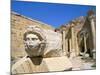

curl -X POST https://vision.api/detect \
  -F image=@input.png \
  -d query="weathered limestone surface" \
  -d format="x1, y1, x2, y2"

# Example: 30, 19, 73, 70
59, 12, 96, 59
43, 29, 62, 56
11, 10, 96, 74
88, 15, 96, 59
70, 25, 76, 58
12, 56, 72, 74
11, 12, 71, 74
23, 25, 63, 57
11, 12, 62, 59
11, 12, 54, 59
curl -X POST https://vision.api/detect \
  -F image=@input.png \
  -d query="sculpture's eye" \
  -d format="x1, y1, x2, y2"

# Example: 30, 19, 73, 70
25, 34, 39, 41
31, 38, 38, 41
26, 38, 30, 41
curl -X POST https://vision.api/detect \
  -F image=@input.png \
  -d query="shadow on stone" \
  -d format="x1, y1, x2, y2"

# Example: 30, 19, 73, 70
30, 56, 43, 65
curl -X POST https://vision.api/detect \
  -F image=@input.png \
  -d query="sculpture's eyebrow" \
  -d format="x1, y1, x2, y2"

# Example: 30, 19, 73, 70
31, 38, 38, 41
31, 37, 38, 39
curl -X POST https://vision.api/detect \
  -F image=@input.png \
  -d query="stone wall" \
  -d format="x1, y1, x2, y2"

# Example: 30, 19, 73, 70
11, 12, 54, 60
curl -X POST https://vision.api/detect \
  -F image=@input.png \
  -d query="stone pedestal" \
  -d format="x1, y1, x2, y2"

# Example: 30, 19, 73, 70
92, 49, 96, 59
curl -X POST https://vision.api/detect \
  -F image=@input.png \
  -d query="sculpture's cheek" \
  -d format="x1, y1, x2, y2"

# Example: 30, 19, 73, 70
25, 40, 40, 48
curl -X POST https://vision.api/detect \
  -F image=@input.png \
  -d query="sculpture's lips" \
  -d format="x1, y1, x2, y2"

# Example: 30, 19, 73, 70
28, 45, 39, 49
29, 45, 33, 48
28, 45, 36, 49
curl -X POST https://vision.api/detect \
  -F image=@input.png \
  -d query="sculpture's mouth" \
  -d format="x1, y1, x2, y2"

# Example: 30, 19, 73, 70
28, 45, 39, 49
29, 45, 34, 48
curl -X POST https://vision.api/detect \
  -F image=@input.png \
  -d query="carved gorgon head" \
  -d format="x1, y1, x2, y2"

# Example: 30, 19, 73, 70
23, 31, 46, 57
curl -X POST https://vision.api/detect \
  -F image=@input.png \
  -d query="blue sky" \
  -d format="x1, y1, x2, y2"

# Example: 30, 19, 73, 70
11, 0, 96, 28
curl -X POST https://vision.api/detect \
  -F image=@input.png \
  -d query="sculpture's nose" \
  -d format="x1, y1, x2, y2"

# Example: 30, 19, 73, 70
28, 41, 34, 46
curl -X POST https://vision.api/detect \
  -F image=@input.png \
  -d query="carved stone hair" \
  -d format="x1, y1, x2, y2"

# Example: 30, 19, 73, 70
23, 31, 44, 41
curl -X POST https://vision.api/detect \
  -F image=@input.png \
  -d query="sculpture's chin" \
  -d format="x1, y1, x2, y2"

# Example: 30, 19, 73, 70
25, 45, 41, 56
25, 43, 46, 57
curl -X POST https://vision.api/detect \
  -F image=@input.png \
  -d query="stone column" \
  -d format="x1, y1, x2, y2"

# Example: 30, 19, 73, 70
75, 32, 79, 56
70, 25, 76, 58
83, 35, 87, 57
62, 30, 66, 56
89, 15, 96, 59
69, 38, 72, 57
65, 38, 68, 56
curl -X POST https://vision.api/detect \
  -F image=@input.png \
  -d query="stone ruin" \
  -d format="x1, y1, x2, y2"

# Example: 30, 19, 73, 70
12, 25, 72, 74
11, 10, 96, 74
24, 25, 63, 57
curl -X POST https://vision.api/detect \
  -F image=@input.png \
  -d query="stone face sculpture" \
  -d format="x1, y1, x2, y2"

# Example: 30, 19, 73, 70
12, 25, 72, 74
24, 31, 46, 57
24, 25, 63, 57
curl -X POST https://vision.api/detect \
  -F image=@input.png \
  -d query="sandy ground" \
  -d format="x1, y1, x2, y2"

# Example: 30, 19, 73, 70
70, 56, 96, 70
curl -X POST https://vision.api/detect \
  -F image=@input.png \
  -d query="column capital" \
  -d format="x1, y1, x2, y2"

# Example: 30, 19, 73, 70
61, 25, 67, 31
87, 10, 95, 20
70, 24, 74, 28
69, 21, 75, 28
88, 15, 95, 21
